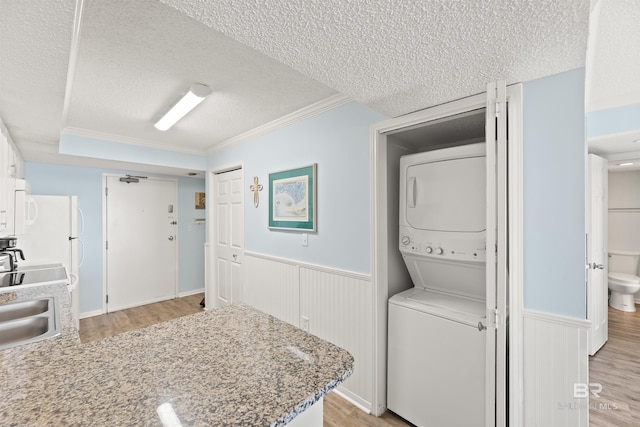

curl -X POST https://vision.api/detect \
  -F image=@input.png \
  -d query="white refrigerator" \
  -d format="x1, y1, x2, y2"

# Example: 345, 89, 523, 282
17, 195, 82, 327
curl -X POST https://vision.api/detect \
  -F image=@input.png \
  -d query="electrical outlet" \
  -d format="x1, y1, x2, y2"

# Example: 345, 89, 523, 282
301, 233, 308, 247
301, 316, 310, 332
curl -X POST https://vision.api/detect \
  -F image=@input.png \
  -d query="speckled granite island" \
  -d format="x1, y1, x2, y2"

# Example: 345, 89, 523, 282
0, 283, 354, 426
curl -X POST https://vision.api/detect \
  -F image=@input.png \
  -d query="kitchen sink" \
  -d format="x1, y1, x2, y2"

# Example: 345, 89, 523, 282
0, 297, 61, 350
0, 298, 50, 322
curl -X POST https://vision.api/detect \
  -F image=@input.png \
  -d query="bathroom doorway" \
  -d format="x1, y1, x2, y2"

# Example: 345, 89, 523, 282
585, 0, 640, 423
588, 165, 640, 424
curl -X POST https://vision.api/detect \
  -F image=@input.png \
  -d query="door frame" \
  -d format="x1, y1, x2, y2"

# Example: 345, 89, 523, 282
101, 173, 179, 313
369, 86, 524, 424
207, 163, 244, 310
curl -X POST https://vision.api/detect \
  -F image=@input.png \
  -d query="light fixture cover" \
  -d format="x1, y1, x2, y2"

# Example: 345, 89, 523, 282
616, 162, 634, 167
155, 83, 212, 131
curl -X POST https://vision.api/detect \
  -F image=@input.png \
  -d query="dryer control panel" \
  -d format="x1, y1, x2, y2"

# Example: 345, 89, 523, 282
399, 226, 486, 262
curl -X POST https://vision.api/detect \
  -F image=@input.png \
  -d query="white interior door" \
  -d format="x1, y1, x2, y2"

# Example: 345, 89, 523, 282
587, 154, 608, 355
213, 168, 243, 307
486, 81, 508, 427
105, 176, 177, 312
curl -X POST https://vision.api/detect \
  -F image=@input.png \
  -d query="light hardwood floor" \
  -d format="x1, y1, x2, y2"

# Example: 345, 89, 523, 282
589, 304, 640, 427
79, 294, 412, 427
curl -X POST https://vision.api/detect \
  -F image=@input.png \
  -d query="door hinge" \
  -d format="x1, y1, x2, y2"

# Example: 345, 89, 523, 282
105, 187, 108, 196
492, 309, 504, 328
106, 295, 109, 304
106, 241, 108, 250
495, 101, 503, 118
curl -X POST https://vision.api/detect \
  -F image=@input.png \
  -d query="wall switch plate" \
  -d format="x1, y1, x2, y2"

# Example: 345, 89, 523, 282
301, 316, 310, 332
301, 233, 308, 247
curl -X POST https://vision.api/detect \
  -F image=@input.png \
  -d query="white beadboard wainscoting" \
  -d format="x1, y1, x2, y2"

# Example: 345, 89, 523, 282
243, 251, 374, 412
523, 309, 590, 427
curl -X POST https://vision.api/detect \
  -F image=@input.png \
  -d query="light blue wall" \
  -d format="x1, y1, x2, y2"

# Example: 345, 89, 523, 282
522, 68, 587, 318
207, 101, 387, 274
177, 177, 207, 294
24, 162, 205, 314
587, 103, 640, 138
59, 133, 207, 171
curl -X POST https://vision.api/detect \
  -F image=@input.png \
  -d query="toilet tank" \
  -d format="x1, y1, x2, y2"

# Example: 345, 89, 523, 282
609, 250, 640, 274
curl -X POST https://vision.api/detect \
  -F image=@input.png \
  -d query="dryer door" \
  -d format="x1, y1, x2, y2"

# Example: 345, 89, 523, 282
406, 156, 486, 232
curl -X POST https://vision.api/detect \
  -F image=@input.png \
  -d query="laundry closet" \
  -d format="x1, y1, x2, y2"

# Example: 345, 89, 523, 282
371, 84, 520, 426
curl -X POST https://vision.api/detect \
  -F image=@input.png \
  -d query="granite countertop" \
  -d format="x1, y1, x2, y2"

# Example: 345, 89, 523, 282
0, 285, 354, 426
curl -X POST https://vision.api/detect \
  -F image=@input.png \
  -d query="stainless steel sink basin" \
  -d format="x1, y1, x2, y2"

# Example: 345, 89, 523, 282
0, 297, 61, 350
0, 298, 50, 322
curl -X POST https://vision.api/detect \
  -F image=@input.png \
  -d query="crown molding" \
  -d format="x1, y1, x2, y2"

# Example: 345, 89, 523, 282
61, 126, 208, 156
207, 94, 352, 154
61, 0, 85, 127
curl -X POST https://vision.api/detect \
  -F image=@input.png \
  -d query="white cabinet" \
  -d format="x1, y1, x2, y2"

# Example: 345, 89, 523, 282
0, 126, 9, 234
0, 118, 25, 236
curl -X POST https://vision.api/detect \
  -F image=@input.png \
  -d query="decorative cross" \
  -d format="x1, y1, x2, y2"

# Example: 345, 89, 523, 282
249, 176, 263, 207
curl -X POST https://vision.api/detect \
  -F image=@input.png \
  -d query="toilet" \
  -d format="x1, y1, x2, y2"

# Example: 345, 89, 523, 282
608, 250, 640, 312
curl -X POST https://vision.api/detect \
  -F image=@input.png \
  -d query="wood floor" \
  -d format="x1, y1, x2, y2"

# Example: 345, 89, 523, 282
589, 304, 640, 427
79, 294, 412, 427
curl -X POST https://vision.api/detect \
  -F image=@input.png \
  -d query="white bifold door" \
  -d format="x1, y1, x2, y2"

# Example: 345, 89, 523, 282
587, 154, 608, 355
105, 176, 177, 312
486, 81, 508, 427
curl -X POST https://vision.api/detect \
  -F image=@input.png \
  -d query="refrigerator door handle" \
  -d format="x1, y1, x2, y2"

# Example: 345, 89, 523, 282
77, 207, 85, 237
78, 239, 85, 268
25, 197, 38, 226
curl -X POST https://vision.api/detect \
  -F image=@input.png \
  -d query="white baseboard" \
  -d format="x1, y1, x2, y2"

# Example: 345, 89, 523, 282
332, 388, 371, 414
179, 287, 205, 297
79, 309, 103, 319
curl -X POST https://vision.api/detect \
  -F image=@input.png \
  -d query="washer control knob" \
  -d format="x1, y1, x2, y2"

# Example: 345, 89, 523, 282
435, 247, 444, 255
401, 236, 410, 245
425, 246, 433, 254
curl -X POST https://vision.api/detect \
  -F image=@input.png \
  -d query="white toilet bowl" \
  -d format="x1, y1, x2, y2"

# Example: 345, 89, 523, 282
608, 273, 640, 312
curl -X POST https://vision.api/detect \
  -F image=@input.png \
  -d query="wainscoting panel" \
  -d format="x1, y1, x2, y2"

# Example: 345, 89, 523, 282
523, 310, 590, 427
299, 267, 373, 410
243, 252, 374, 412
243, 254, 299, 327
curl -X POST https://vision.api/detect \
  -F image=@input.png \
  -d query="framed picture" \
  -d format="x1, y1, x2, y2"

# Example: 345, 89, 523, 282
269, 164, 317, 231
195, 192, 206, 209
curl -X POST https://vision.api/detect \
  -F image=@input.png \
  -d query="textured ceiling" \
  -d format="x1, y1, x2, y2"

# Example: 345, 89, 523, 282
65, 0, 336, 153
0, 0, 75, 147
585, 0, 640, 166
4, 0, 635, 174
160, 0, 591, 118
587, 0, 640, 112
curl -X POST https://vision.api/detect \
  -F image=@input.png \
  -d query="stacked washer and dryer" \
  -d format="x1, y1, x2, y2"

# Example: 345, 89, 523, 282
387, 142, 488, 426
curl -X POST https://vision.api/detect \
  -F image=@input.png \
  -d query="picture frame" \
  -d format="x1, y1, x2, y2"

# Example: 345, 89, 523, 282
195, 192, 206, 209
268, 164, 317, 231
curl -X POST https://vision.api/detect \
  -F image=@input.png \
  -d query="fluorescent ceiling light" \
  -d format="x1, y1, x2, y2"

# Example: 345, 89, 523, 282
154, 83, 212, 131
616, 162, 634, 167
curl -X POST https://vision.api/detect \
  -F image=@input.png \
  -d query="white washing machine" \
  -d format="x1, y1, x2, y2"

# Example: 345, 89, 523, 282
388, 288, 486, 426
388, 143, 488, 426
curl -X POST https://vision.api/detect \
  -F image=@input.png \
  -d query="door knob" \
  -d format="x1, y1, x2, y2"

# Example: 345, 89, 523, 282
168, 236, 174, 241
592, 263, 604, 269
